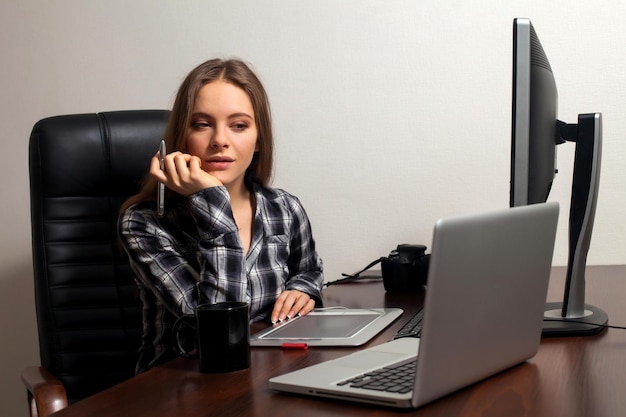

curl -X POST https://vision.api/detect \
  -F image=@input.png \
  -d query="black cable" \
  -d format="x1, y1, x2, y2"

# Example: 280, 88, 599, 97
323, 274, 383, 287
323, 257, 385, 287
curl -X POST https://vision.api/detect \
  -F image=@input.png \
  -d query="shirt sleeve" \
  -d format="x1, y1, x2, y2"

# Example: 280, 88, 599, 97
118, 187, 246, 316
283, 194, 324, 306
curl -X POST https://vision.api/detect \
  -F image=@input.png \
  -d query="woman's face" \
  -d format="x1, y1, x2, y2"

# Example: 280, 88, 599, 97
186, 80, 258, 193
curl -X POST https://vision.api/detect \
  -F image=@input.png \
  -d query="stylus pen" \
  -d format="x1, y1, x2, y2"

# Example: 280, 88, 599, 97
157, 140, 166, 216
281, 343, 308, 350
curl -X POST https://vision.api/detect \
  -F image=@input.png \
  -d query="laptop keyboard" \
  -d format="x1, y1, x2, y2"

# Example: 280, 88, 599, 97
336, 357, 417, 394
334, 309, 423, 394
392, 308, 424, 339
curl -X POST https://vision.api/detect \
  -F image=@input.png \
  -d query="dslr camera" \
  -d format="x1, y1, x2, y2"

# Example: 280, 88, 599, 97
381, 244, 430, 292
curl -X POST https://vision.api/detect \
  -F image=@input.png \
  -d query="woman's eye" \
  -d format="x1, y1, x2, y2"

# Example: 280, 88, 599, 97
233, 123, 248, 131
191, 121, 211, 129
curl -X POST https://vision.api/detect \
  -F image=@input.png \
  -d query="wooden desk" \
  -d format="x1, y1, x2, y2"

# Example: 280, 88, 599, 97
52, 266, 626, 417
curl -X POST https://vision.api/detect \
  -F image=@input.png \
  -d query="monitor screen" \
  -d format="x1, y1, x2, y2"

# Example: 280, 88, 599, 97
510, 18, 559, 207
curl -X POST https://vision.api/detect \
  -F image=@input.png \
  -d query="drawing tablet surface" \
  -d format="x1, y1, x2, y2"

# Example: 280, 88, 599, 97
250, 308, 403, 347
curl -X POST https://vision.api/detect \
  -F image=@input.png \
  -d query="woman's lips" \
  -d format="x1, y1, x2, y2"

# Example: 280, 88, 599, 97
206, 157, 233, 170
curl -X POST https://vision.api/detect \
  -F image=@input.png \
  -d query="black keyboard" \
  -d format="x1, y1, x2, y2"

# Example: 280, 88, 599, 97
392, 308, 424, 339
337, 357, 417, 394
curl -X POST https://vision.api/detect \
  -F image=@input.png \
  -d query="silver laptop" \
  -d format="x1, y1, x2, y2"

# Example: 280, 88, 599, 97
269, 202, 559, 408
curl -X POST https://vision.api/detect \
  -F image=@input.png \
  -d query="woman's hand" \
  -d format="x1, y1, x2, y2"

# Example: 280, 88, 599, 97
150, 151, 222, 196
271, 290, 315, 324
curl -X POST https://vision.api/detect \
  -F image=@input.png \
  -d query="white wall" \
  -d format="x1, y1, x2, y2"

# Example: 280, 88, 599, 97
2, 1, 625, 415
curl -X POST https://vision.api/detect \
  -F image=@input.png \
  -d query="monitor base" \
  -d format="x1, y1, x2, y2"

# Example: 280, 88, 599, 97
542, 302, 608, 337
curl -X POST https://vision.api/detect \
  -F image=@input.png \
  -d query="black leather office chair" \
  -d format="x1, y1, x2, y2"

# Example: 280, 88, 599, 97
22, 110, 169, 417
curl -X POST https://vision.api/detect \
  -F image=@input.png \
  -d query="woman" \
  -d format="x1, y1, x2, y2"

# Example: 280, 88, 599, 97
118, 58, 324, 372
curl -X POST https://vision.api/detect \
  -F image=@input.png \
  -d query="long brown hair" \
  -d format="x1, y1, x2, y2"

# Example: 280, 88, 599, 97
120, 58, 274, 213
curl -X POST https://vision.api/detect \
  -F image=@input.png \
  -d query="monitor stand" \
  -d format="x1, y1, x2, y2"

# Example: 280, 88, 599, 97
542, 113, 608, 337
543, 302, 608, 336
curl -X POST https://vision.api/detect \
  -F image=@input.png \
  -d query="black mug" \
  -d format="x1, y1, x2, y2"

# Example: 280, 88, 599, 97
173, 301, 251, 373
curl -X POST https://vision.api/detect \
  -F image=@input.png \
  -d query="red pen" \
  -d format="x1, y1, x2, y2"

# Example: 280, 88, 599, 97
281, 342, 308, 350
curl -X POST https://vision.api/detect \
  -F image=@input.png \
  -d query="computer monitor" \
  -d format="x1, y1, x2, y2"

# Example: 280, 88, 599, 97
510, 18, 607, 336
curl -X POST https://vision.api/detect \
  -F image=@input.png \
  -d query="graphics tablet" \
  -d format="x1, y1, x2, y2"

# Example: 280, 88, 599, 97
250, 308, 403, 347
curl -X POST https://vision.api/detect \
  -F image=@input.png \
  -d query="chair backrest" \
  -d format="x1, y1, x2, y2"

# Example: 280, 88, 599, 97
28, 110, 169, 403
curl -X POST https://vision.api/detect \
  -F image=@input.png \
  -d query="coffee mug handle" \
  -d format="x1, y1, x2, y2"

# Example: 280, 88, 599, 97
172, 314, 198, 358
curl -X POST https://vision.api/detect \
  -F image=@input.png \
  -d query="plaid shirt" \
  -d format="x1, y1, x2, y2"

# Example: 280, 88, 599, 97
118, 184, 324, 372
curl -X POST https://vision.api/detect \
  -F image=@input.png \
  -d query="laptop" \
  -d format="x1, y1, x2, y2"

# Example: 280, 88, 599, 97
269, 202, 559, 408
